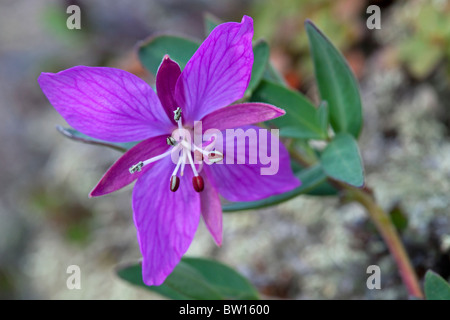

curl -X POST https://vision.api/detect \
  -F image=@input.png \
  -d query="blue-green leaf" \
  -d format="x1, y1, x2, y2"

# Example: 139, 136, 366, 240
138, 35, 200, 75
425, 270, 450, 300
262, 63, 287, 86
320, 133, 364, 187
306, 20, 362, 138
250, 80, 327, 140
222, 164, 328, 212
117, 258, 259, 300
57, 126, 138, 152
306, 180, 338, 196
317, 100, 329, 135
291, 159, 337, 196
182, 258, 259, 300
245, 39, 270, 97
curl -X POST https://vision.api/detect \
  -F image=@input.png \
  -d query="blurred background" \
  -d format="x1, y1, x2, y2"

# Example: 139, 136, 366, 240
0, 0, 449, 299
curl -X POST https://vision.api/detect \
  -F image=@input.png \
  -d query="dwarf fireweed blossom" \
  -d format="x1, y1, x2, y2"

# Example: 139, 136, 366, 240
38, 16, 300, 285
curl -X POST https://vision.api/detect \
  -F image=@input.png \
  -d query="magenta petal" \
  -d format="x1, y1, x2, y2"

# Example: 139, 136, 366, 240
156, 55, 181, 122
200, 172, 223, 246
198, 103, 285, 132
132, 157, 201, 286
90, 135, 169, 197
38, 66, 174, 142
205, 125, 300, 202
175, 16, 254, 124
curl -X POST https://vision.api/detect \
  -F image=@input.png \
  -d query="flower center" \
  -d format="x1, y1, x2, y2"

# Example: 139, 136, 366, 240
129, 107, 223, 193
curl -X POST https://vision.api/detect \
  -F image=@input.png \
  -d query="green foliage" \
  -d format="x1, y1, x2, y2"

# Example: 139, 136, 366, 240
305, 21, 362, 138
117, 258, 259, 300
320, 133, 364, 187
317, 101, 329, 137
251, 80, 327, 139
138, 35, 200, 75
424, 270, 450, 300
246, 40, 271, 97
222, 164, 328, 212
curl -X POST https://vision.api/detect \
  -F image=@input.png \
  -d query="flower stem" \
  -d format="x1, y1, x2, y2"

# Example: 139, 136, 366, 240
345, 186, 424, 298
289, 149, 424, 298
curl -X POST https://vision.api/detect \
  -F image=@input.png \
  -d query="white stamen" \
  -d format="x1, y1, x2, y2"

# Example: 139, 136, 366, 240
189, 142, 223, 164
180, 149, 187, 177
130, 146, 178, 174
203, 134, 217, 151
180, 140, 193, 151
185, 146, 199, 177
171, 150, 184, 177
197, 159, 204, 174
142, 147, 177, 166
128, 107, 216, 191
192, 144, 208, 155
190, 134, 218, 156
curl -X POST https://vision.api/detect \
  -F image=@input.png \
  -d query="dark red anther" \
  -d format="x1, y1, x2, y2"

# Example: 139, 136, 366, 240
170, 175, 180, 192
192, 176, 204, 192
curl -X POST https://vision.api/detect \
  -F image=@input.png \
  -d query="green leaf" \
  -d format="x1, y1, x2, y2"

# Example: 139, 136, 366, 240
250, 80, 327, 140
291, 158, 337, 196
117, 258, 259, 300
56, 126, 138, 152
117, 261, 218, 300
317, 101, 329, 135
320, 133, 364, 187
203, 12, 221, 36
182, 258, 259, 299
138, 35, 200, 75
263, 62, 287, 86
245, 39, 270, 97
425, 270, 450, 300
222, 164, 328, 212
305, 20, 362, 138
306, 180, 338, 196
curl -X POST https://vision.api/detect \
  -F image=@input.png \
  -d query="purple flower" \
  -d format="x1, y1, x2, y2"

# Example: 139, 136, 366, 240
38, 16, 300, 285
